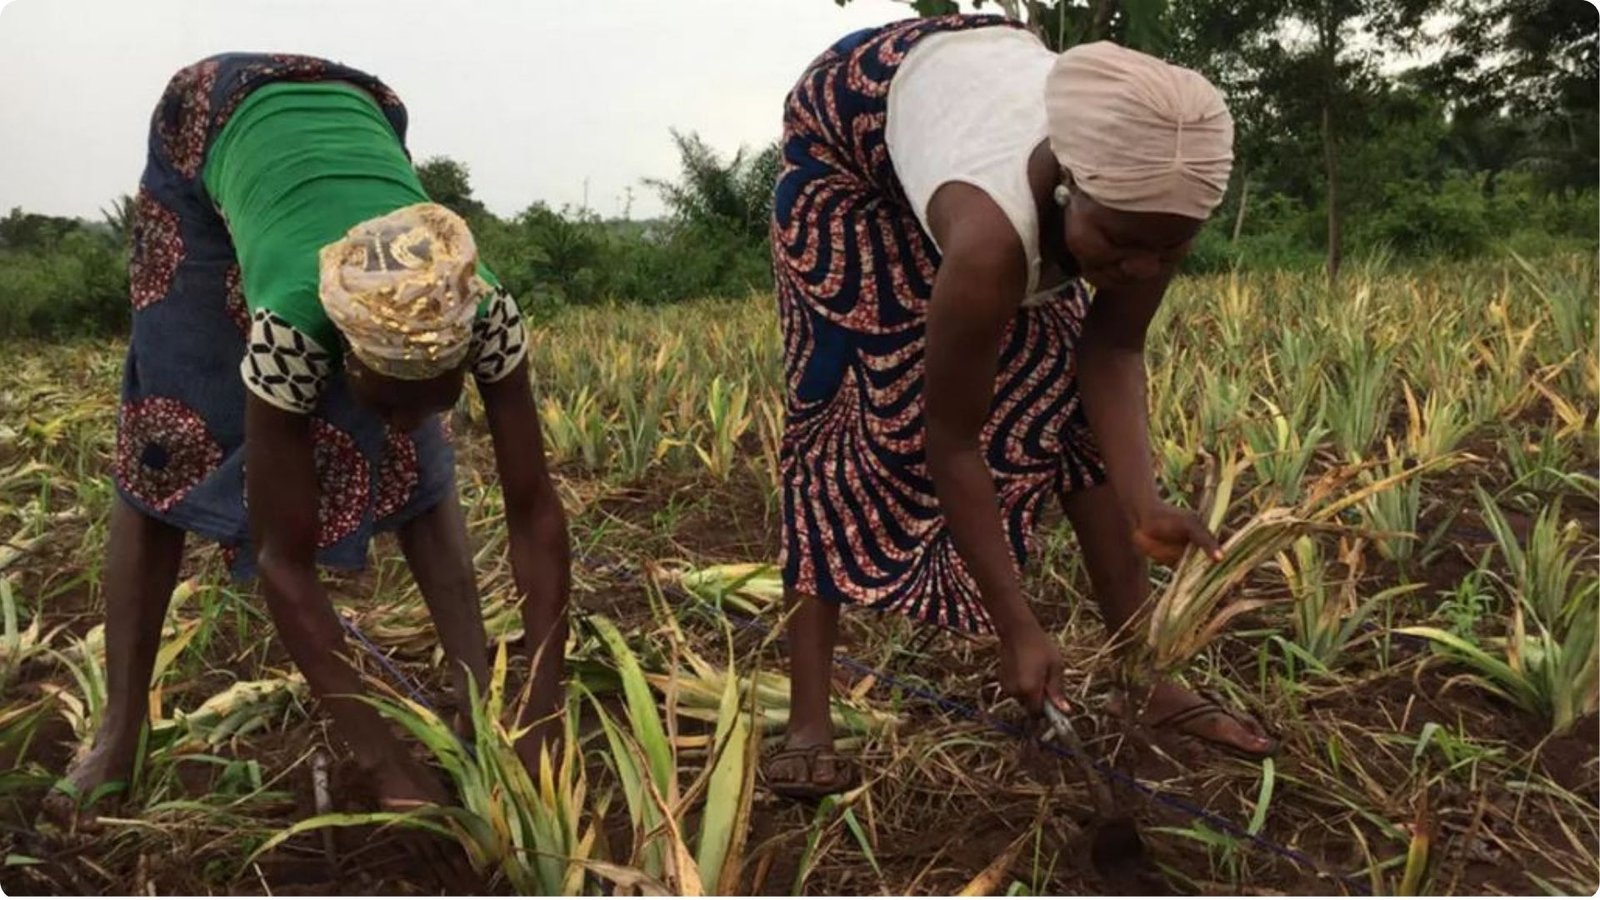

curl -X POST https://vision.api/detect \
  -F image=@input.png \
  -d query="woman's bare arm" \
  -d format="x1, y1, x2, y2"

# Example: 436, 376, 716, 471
477, 358, 571, 753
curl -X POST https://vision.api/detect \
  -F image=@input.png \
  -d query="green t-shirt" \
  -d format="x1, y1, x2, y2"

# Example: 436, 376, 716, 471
203, 82, 524, 414
203, 81, 495, 355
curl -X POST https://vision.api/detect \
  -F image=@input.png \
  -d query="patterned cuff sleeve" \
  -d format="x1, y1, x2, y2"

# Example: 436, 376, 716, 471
239, 310, 332, 414
469, 286, 529, 384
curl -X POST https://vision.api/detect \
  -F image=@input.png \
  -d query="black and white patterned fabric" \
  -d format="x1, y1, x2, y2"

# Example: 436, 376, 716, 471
469, 286, 529, 384
240, 309, 333, 413
239, 289, 528, 412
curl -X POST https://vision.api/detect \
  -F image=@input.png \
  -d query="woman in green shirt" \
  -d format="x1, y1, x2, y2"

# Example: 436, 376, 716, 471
51, 54, 569, 818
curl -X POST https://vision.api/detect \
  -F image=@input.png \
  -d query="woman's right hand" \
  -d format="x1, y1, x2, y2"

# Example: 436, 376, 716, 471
997, 617, 1067, 713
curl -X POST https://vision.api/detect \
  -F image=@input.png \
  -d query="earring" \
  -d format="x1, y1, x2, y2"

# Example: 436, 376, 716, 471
1053, 183, 1071, 207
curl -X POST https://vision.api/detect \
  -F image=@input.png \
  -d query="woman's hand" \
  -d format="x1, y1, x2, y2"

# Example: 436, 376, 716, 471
1131, 501, 1222, 566
997, 616, 1068, 713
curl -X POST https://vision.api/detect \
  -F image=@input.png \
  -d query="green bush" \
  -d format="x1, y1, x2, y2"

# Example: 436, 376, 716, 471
472, 207, 772, 316
611, 227, 771, 305
1357, 172, 1493, 258
474, 205, 616, 310
1185, 172, 1595, 276
1185, 193, 1326, 274
0, 232, 128, 339
2, 129, 1592, 340
0, 202, 780, 340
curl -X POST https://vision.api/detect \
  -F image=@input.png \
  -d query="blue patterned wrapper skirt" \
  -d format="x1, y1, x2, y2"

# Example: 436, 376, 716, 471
771, 16, 1107, 634
115, 53, 454, 578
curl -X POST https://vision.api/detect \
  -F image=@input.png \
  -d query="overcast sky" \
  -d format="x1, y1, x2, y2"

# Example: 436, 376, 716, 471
0, 0, 901, 221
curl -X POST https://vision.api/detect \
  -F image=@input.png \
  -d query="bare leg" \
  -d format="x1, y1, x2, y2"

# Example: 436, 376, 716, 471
783, 588, 840, 750
1060, 486, 1148, 634
1062, 485, 1273, 755
764, 588, 856, 798
49, 497, 184, 815
396, 494, 489, 724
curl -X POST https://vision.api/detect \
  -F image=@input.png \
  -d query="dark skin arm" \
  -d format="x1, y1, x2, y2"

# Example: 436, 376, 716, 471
477, 357, 571, 765
1076, 279, 1222, 569
245, 395, 445, 803
925, 182, 1221, 714
924, 183, 1066, 712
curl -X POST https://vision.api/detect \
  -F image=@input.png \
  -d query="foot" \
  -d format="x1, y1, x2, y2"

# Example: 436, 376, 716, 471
762, 739, 859, 802
372, 757, 453, 813
370, 758, 477, 889
1126, 681, 1277, 760
41, 736, 137, 829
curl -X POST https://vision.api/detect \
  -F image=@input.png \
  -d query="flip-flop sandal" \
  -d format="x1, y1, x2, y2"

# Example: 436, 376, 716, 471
762, 745, 860, 801
378, 796, 435, 814
1143, 689, 1279, 762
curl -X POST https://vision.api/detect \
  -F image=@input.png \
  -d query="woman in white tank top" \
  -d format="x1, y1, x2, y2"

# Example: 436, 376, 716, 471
767, 15, 1273, 800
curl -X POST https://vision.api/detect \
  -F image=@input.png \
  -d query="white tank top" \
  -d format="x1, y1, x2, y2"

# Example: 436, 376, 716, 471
886, 26, 1058, 302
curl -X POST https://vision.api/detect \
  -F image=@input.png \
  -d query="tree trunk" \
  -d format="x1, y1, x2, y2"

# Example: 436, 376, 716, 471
1025, 0, 1045, 40
1320, 4, 1342, 283
1091, 0, 1116, 41
1323, 102, 1341, 282
1231, 174, 1250, 243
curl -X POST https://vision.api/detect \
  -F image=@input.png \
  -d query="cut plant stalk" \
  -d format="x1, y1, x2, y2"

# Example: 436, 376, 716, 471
582, 610, 760, 895
1138, 448, 1465, 676
673, 561, 784, 618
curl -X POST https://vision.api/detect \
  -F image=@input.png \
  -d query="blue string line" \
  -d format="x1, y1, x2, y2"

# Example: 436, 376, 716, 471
339, 613, 480, 764
714, 603, 1373, 895
337, 612, 434, 711
339, 549, 1367, 894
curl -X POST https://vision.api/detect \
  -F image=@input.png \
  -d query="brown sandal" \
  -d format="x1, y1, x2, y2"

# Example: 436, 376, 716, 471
1143, 689, 1279, 762
762, 745, 860, 801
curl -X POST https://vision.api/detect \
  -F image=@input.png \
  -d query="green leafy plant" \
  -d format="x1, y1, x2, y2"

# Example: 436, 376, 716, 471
253, 643, 597, 894
1398, 489, 1599, 735
1242, 396, 1329, 505
694, 375, 753, 481
1275, 535, 1422, 672
1141, 450, 1454, 674
583, 612, 756, 894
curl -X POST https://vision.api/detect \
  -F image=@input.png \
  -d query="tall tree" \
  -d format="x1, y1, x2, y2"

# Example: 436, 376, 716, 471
1125, 0, 1442, 278
1428, 0, 1598, 195
823, 0, 1591, 269
100, 194, 135, 250
834, 0, 1173, 52
645, 130, 780, 246
415, 155, 489, 221
0, 207, 83, 251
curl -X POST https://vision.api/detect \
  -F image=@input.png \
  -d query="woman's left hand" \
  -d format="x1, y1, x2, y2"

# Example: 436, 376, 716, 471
1131, 501, 1222, 566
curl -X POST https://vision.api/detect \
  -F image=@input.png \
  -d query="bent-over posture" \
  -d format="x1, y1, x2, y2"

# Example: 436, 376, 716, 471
766, 18, 1276, 798
55, 54, 570, 816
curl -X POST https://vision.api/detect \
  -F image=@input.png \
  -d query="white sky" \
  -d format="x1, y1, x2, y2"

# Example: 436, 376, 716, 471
0, 0, 902, 221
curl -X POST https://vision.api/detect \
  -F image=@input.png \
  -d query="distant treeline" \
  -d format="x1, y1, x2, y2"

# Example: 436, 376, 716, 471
3, 0, 1598, 341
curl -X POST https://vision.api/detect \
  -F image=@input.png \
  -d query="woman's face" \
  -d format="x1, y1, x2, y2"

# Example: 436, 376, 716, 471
345, 353, 465, 433
1062, 191, 1204, 289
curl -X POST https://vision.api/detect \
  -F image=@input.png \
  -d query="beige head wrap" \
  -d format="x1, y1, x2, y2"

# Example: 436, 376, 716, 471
1045, 41, 1233, 220
318, 202, 485, 380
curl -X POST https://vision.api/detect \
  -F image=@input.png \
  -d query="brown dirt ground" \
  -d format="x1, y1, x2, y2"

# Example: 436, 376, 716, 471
2, 434, 1596, 895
